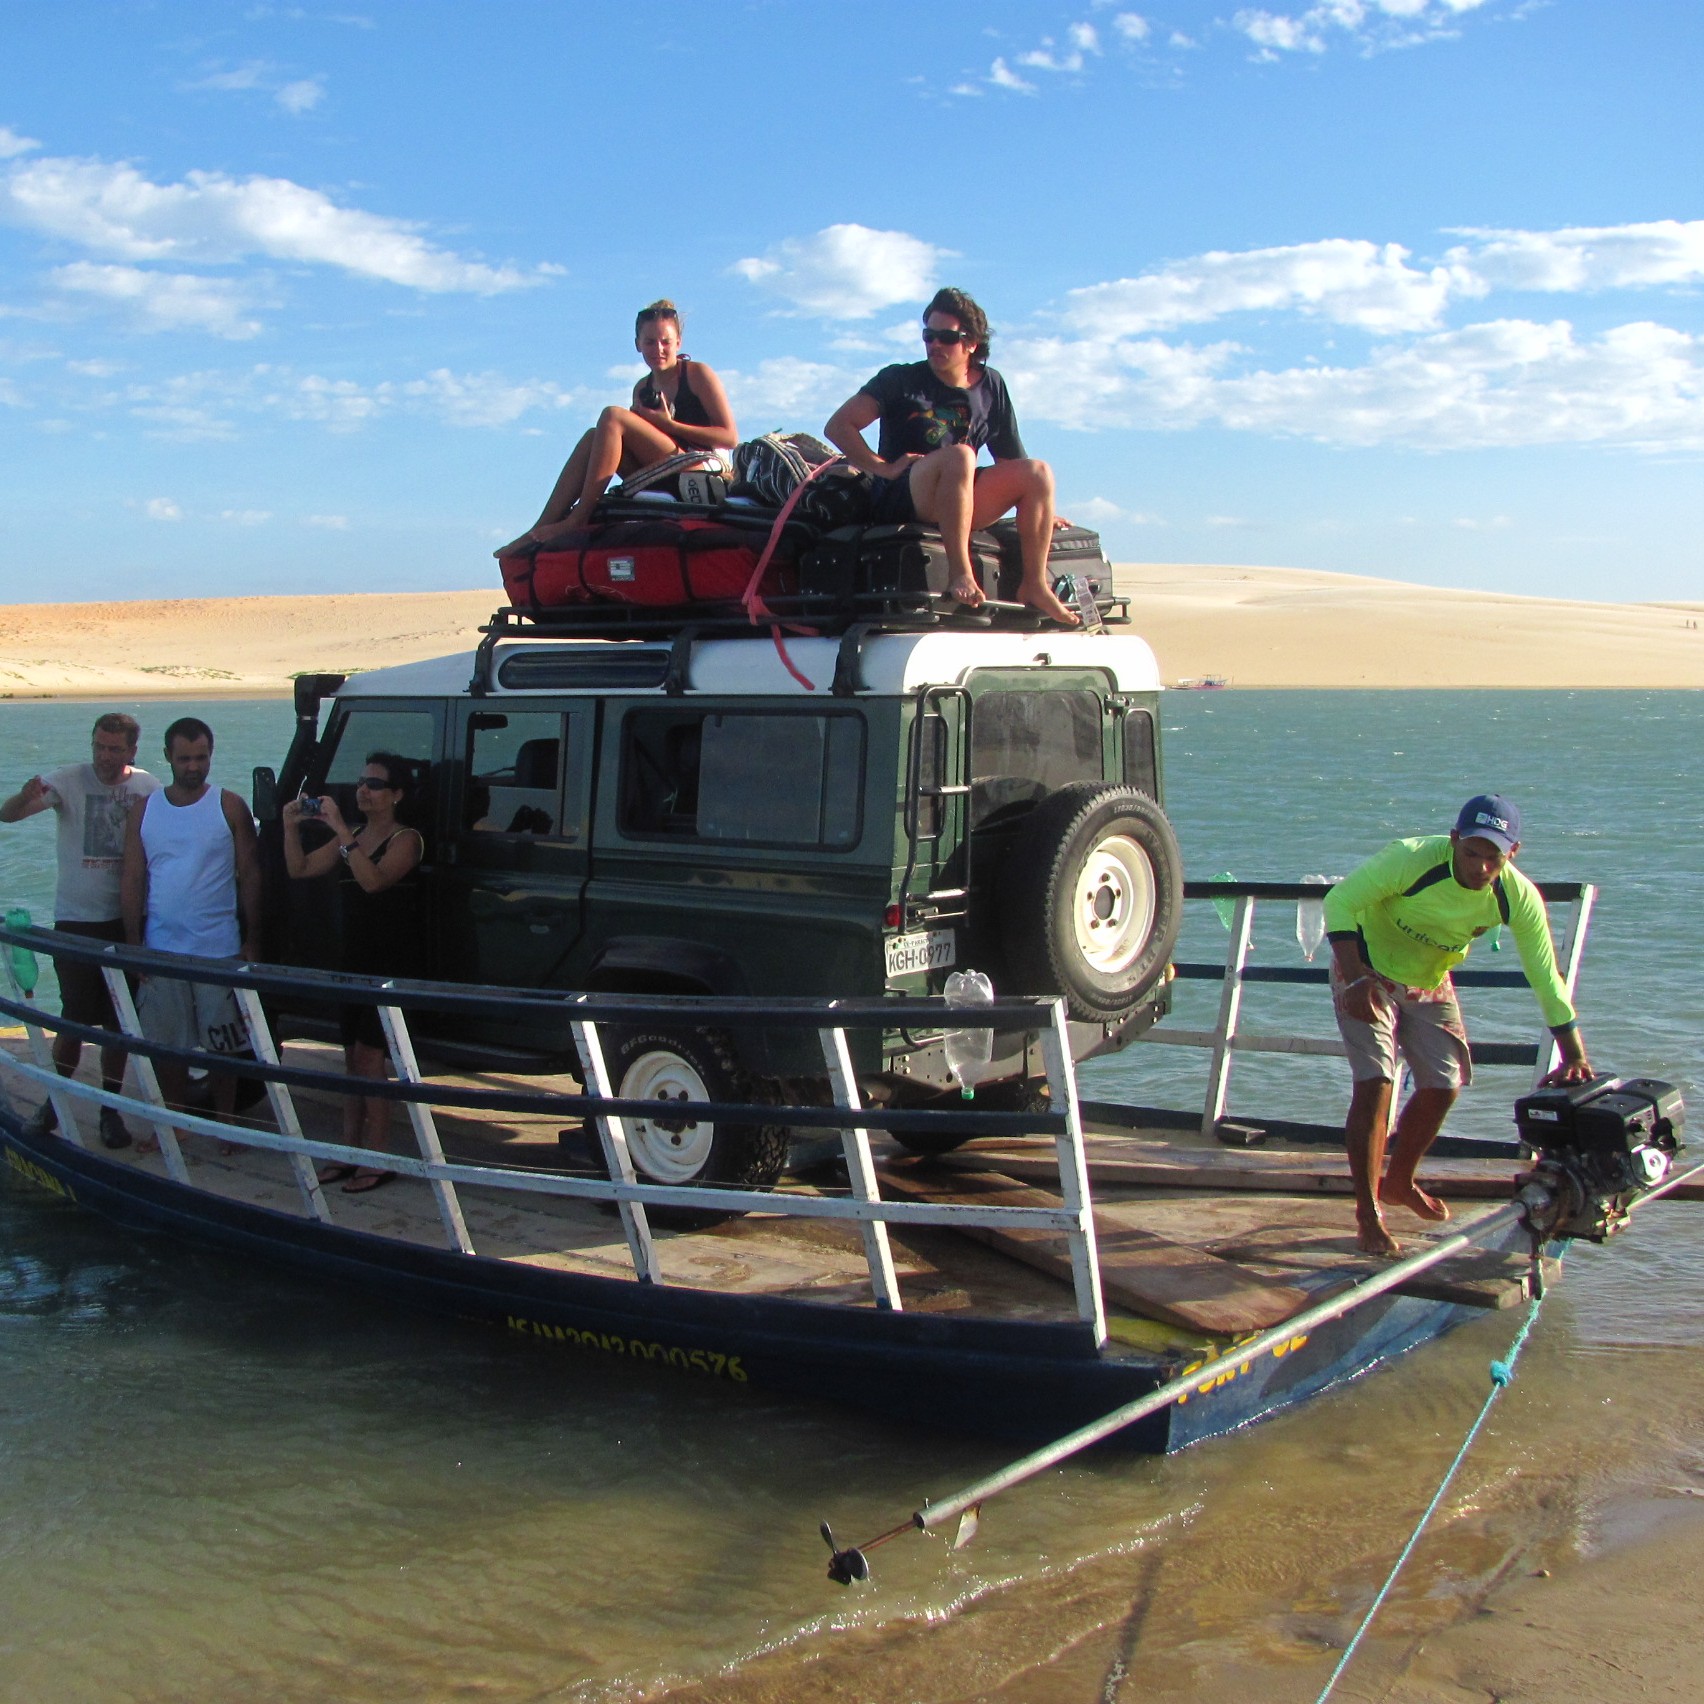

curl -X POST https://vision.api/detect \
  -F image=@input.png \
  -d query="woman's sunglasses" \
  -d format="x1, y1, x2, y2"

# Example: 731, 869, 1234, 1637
355, 776, 394, 791
921, 328, 975, 345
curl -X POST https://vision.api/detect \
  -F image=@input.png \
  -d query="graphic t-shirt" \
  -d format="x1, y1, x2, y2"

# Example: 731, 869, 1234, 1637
857, 361, 1027, 463
40, 763, 160, 922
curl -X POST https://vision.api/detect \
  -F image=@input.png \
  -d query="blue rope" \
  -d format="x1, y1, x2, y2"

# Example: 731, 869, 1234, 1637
1313, 1292, 1545, 1704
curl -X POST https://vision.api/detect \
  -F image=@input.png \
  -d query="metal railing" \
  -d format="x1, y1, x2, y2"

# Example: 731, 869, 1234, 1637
0, 922, 1107, 1343
1134, 878, 1596, 1141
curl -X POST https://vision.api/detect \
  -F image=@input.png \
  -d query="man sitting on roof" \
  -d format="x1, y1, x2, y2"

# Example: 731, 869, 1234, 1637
823, 287, 1079, 625
1322, 794, 1593, 1257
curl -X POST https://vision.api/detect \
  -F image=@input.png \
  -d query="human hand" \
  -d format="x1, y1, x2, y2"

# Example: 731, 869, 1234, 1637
1541, 1056, 1595, 1086
873, 453, 922, 481
631, 402, 673, 431
318, 798, 351, 837
19, 775, 49, 809
1054, 514, 1072, 530
1339, 976, 1385, 1025
282, 796, 304, 826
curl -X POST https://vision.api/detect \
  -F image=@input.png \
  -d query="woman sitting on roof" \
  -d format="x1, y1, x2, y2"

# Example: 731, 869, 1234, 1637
496, 298, 738, 556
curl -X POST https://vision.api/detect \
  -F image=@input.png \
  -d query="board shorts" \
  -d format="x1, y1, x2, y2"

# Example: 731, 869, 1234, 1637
1331, 962, 1472, 1093
869, 466, 918, 524
52, 918, 127, 1029
136, 959, 247, 1058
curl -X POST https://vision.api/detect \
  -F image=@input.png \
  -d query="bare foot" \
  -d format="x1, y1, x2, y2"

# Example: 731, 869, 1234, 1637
1382, 1179, 1451, 1222
494, 530, 537, 559
135, 1134, 159, 1156
1021, 585, 1083, 626
1356, 1214, 1401, 1257
947, 571, 985, 608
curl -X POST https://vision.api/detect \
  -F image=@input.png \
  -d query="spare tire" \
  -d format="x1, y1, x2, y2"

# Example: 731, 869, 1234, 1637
997, 782, 1182, 1022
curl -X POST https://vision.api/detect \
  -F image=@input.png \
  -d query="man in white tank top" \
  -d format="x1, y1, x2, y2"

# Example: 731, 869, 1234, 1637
120, 717, 261, 1124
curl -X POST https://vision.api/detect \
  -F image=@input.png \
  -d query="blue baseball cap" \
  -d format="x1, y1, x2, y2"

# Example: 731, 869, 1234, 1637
1455, 794, 1521, 854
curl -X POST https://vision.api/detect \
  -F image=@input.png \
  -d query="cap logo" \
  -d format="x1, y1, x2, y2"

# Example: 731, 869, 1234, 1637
1474, 811, 1510, 833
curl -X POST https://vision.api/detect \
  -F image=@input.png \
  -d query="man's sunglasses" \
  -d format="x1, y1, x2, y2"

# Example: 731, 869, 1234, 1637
921, 328, 975, 345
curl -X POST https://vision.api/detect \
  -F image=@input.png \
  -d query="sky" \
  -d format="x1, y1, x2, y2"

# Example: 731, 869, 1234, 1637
1, 0, 1700, 605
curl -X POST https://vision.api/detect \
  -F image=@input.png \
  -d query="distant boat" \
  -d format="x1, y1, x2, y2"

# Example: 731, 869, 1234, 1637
1174, 674, 1229, 690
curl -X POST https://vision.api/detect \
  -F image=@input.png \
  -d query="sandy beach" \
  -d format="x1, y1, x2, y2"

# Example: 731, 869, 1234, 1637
0, 565, 1700, 697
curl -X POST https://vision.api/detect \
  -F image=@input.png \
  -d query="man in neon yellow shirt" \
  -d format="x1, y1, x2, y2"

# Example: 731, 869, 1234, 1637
1323, 794, 1593, 1256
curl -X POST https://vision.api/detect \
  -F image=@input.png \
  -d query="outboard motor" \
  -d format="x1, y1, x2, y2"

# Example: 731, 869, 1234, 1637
1515, 1076, 1685, 1241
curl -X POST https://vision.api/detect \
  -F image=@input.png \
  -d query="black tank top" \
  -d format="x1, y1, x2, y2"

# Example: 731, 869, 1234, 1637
667, 357, 713, 429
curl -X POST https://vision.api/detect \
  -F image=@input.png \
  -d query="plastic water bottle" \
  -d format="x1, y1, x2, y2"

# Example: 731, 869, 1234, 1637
5, 907, 40, 997
1294, 874, 1341, 962
942, 969, 995, 1099
1209, 873, 1237, 930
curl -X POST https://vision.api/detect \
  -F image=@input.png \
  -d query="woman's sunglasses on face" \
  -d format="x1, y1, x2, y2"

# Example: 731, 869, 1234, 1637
356, 777, 393, 792
922, 328, 974, 345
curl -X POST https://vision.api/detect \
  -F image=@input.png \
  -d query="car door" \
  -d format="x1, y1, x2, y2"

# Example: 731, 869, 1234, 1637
437, 703, 596, 1002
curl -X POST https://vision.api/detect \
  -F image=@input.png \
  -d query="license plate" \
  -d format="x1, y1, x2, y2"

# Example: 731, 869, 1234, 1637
884, 928, 956, 979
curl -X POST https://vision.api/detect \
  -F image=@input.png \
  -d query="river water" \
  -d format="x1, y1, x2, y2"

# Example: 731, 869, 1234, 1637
2, 690, 1700, 1702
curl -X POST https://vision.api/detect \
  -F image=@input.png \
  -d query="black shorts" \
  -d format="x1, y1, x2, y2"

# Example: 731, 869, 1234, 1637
53, 918, 127, 1029
339, 999, 388, 1053
869, 467, 918, 524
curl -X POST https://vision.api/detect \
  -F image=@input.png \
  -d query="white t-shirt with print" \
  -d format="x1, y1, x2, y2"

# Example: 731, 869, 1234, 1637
39, 763, 161, 922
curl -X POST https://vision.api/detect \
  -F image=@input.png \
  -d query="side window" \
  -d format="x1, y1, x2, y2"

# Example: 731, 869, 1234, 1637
970, 690, 1103, 828
320, 708, 437, 827
1122, 709, 1157, 799
621, 710, 863, 847
464, 711, 564, 836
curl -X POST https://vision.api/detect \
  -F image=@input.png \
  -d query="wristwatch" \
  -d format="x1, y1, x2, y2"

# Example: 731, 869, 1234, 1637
339, 841, 357, 861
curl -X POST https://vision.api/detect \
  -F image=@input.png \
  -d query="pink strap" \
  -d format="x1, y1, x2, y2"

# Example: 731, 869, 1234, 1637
740, 453, 848, 692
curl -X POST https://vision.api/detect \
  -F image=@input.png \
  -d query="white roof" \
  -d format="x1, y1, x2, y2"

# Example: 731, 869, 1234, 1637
336, 629, 1163, 700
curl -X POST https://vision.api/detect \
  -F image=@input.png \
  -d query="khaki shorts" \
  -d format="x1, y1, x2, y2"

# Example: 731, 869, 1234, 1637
1332, 964, 1472, 1092
136, 964, 247, 1057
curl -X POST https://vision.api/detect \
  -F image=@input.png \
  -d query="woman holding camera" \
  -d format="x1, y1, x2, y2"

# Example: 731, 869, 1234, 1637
282, 752, 424, 1193
496, 298, 738, 557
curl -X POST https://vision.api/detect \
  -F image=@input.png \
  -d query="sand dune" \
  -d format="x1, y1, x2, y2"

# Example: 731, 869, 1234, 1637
0, 567, 1700, 697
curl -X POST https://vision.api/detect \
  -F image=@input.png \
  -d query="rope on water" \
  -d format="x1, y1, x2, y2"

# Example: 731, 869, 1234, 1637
1313, 1291, 1546, 1704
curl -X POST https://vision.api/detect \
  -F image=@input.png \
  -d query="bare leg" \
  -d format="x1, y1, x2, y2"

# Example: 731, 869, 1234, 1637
1345, 1076, 1399, 1255
496, 430, 597, 555
350, 1040, 392, 1156
50, 1029, 81, 1079
969, 459, 1078, 623
98, 1041, 127, 1097
908, 445, 983, 605
535, 408, 679, 545
1381, 1085, 1456, 1222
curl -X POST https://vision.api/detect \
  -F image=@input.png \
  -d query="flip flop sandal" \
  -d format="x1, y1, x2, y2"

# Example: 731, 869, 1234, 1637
341, 1169, 395, 1194
316, 1162, 360, 1185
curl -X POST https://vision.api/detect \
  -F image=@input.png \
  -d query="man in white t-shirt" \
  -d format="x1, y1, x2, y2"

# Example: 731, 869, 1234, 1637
1, 712, 160, 1148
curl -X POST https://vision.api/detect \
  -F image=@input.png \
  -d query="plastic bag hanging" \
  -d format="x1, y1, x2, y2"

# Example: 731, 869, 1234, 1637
942, 969, 995, 1099
1209, 873, 1237, 931
4, 907, 39, 997
1295, 874, 1341, 962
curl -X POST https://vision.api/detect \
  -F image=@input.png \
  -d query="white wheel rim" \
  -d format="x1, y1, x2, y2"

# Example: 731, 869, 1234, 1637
620, 1049, 716, 1183
1072, 832, 1157, 977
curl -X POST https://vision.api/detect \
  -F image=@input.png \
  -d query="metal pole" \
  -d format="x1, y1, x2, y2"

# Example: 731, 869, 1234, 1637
914, 1197, 1531, 1535
1201, 894, 1254, 1139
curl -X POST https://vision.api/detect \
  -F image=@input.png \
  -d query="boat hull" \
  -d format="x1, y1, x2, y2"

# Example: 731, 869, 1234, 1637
1, 1110, 1514, 1451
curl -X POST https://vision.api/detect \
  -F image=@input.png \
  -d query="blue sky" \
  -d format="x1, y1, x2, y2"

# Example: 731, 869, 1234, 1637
1, 0, 1699, 604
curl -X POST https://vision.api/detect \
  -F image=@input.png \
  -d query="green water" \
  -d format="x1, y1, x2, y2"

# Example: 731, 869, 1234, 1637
2, 690, 1700, 1702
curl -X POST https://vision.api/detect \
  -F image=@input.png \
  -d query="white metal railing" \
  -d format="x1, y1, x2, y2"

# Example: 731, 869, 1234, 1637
0, 932, 1107, 1344
1137, 881, 1597, 1139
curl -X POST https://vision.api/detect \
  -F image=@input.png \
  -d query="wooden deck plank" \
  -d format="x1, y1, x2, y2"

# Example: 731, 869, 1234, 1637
877, 1163, 1311, 1334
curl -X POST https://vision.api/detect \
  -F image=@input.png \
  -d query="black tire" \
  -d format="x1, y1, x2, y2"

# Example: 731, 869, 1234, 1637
602, 1027, 789, 1194
891, 1077, 1051, 1158
998, 782, 1182, 1022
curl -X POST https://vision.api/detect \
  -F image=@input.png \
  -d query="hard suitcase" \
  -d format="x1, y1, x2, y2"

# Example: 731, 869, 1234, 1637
984, 520, 1115, 605
799, 522, 1004, 606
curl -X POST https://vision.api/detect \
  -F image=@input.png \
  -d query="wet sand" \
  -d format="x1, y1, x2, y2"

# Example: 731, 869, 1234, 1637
1, 568, 1701, 696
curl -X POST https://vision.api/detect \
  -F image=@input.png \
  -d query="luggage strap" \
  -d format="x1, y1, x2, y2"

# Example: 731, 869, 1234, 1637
741, 454, 847, 691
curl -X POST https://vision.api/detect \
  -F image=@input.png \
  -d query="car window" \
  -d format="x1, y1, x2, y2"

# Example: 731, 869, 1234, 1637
465, 711, 563, 836
621, 710, 863, 847
319, 708, 437, 826
970, 689, 1103, 827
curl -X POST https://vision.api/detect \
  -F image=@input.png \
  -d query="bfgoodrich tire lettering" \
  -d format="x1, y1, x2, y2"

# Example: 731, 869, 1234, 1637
998, 782, 1182, 1022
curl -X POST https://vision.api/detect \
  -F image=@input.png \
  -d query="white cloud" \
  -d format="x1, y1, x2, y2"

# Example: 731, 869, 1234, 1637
1067, 238, 1460, 334
1113, 14, 1151, 42
190, 63, 268, 92
1447, 219, 1704, 294
51, 262, 264, 339
276, 78, 326, 114
0, 126, 42, 159
144, 497, 183, 521
1007, 317, 1704, 451
720, 356, 857, 422
732, 224, 950, 319
0, 148, 545, 293
1233, 0, 1497, 59
988, 57, 1037, 92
